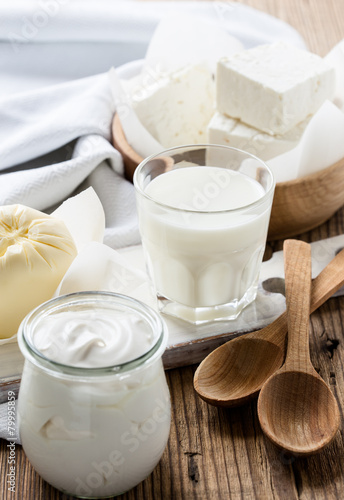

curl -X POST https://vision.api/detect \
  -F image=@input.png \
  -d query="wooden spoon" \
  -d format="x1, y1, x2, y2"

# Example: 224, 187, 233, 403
194, 245, 344, 407
257, 240, 340, 456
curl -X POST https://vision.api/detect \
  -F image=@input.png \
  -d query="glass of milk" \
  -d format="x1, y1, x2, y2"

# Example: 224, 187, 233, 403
134, 144, 275, 324
17, 292, 171, 498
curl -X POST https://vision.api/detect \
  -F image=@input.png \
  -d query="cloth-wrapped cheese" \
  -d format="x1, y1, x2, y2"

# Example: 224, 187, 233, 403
0, 205, 77, 339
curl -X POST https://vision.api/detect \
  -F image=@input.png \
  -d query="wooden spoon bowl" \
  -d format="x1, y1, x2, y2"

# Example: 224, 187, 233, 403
112, 113, 344, 240
257, 240, 340, 456
258, 370, 340, 455
194, 335, 285, 408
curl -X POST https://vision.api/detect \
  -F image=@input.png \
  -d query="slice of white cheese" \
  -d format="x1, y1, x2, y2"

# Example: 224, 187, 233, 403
131, 64, 215, 148
207, 111, 309, 161
0, 205, 77, 339
217, 42, 335, 135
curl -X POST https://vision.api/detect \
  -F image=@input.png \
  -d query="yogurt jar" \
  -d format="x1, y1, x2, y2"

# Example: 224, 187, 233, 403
17, 292, 171, 498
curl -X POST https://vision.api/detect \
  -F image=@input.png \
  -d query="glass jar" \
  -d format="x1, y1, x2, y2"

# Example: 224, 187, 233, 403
17, 292, 171, 498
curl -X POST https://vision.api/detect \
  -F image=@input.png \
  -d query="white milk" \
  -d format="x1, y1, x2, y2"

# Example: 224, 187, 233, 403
17, 295, 170, 498
138, 166, 272, 317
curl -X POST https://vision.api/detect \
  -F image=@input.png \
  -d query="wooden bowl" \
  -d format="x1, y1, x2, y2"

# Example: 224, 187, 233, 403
269, 159, 344, 239
112, 113, 344, 240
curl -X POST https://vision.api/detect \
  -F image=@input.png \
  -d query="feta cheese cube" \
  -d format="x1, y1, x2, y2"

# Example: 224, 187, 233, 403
208, 111, 309, 160
217, 42, 335, 135
131, 65, 215, 148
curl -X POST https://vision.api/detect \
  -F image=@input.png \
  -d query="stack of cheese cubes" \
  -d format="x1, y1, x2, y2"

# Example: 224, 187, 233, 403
208, 42, 336, 161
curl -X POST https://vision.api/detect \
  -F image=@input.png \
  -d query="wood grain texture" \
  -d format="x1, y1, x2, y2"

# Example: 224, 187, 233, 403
258, 241, 340, 455
2, 1, 344, 499
268, 158, 344, 240
283, 240, 313, 369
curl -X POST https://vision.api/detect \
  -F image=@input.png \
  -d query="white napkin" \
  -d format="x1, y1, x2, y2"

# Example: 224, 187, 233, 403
268, 99, 344, 182
0, 1, 306, 95
267, 43, 344, 182
0, 70, 141, 249
143, 14, 245, 74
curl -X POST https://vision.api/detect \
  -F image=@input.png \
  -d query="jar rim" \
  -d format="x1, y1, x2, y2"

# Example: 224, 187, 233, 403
17, 291, 168, 378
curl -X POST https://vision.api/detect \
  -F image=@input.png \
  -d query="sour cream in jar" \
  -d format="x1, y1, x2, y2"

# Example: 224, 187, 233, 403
17, 292, 171, 498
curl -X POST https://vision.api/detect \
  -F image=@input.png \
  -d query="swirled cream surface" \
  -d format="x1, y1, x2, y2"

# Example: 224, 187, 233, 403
32, 310, 154, 367
18, 305, 170, 498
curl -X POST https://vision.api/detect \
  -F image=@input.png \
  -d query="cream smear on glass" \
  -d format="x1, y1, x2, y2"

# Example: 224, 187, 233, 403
17, 293, 171, 498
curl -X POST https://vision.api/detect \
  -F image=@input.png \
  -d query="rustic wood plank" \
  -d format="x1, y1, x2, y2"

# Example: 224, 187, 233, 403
236, 0, 344, 56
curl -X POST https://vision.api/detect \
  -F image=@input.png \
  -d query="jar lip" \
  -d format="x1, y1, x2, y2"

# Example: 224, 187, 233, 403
133, 143, 275, 214
17, 291, 167, 377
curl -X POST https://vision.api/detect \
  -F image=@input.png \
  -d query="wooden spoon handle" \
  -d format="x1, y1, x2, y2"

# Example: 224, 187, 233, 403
261, 247, 344, 346
283, 239, 312, 371
310, 247, 344, 313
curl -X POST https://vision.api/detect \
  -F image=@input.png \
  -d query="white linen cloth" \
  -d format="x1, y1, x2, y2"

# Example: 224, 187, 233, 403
0, 72, 140, 249
0, 1, 305, 94
0, 1, 305, 443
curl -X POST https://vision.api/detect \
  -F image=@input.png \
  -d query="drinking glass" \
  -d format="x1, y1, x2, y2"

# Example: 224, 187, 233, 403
134, 144, 275, 324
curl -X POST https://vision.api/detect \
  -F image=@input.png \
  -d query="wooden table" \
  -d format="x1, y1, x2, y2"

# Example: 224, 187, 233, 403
2, 0, 344, 498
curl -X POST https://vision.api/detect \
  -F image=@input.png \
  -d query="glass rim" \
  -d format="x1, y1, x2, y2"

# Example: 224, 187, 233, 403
17, 291, 167, 378
133, 143, 275, 215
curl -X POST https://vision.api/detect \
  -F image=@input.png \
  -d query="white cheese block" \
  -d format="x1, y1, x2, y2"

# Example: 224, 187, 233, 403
217, 42, 335, 135
0, 205, 77, 339
131, 64, 215, 147
207, 111, 309, 161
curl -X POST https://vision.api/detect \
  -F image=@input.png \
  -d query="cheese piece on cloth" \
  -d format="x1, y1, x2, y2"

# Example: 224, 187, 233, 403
0, 205, 77, 339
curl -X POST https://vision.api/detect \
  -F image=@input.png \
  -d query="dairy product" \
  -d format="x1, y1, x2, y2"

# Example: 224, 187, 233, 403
145, 166, 264, 211
217, 42, 335, 135
136, 164, 274, 321
18, 293, 170, 498
208, 111, 309, 161
0, 205, 77, 339
132, 64, 215, 147
32, 310, 154, 367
